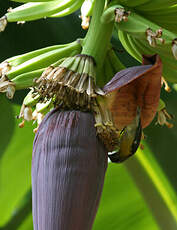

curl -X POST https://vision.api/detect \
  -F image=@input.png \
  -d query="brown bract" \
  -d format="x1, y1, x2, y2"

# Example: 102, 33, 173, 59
103, 54, 162, 129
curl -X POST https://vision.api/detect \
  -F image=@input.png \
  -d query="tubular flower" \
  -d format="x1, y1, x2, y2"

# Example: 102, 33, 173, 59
156, 99, 174, 128
30, 52, 162, 230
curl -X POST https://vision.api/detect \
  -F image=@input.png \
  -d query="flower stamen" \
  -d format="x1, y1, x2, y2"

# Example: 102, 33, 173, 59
157, 108, 174, 128
146, 28, 165, 47
94, 96, 120, 151
0, 16, 7, 32
161, 77, 171, 92
115, 8, 130, 23
34, 54, 103, 111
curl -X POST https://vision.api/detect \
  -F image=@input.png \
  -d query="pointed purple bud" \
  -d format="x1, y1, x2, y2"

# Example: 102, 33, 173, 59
32, 109, 108, 230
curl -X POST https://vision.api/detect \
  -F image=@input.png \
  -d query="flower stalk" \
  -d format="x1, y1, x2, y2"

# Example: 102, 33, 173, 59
82, 0, 115, 76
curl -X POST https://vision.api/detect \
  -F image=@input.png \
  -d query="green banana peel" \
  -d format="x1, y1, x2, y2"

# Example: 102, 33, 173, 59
0, 0, 85, 32
6, 0, 78, 22
115, 10, 177, 83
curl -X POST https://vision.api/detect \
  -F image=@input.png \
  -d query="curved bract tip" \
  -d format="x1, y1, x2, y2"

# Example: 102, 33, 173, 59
103, 54, 162, 129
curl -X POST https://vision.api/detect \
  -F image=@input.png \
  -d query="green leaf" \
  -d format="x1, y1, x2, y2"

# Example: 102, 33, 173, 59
2, 192, 32, 230
18, 213, 33, 230
93, 163, 159, 230
0, 97, 34, 227
0, 95, 15, 159
125, 144, 177, 229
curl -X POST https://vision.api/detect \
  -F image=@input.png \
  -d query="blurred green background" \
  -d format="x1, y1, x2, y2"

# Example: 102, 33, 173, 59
0, 1, 177, 230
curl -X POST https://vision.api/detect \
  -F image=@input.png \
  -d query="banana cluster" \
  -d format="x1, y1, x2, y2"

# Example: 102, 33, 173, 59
0, 40, 82, 98
101, 1, 177, 83
102, 48, 124, 85
117, 11, 177, 83
111, 0, 177, 10
0, 0, 87, 31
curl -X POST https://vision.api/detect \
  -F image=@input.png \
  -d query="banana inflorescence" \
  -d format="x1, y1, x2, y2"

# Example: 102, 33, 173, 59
1, 0, 177, 159
15, 48, 124, 152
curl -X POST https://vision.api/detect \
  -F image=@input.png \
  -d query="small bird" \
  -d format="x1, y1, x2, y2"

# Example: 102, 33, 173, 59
109, 107, 142, 163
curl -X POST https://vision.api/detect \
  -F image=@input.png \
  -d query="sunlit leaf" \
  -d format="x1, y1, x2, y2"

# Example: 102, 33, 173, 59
0, 97, 34, 226
18, 214, 33, 230
93, 163, 159, 230
126, 143, 177, 229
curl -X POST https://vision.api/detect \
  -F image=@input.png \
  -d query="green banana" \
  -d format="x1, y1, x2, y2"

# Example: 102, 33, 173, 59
117, 8, 177, 84
103, 48, 124, 83
131, 1, 177, 33
118, 11, 169, 40
111, 0, 151, 7
50, 0, 84, 17
0, 55, 68, 98
6, 0, 76, 22
117, 11, 177, 50
139, 5, 177, 15
23, 89, 40, 107
140, 11, 177, 34
19, 88, 53, 128
107, 48, 124, 72
23, 89, 52, 114
8, 56, 79, 92
97, 48, 124, 86
12, 68, 44, 89
6, 58, 69, 91
136, 0, 177, 12
104, 55, 115, 83
157, 99, 166, 112
35, 100, 53, 114
7, 41, 81, 79
132, 37, 177, 83
11, 0, 56, 3
118, 30, 141, 61
101, 4, 121, 24
120, 31, 177, 83
4, 41, 77, 68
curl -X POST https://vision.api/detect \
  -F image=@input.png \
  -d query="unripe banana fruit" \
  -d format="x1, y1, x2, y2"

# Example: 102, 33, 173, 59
12, 0, 57, 3
0, 40, 82, 98
6, 0, 77, 22
116, 10, 177, 83
50, 0, 83, 18
112, 0, 151, 7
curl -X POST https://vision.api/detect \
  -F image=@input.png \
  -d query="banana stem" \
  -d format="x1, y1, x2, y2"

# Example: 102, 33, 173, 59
81, 0, 114, 79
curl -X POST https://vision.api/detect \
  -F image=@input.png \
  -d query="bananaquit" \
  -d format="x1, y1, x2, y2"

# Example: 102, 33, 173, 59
108, 107, 142, 163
